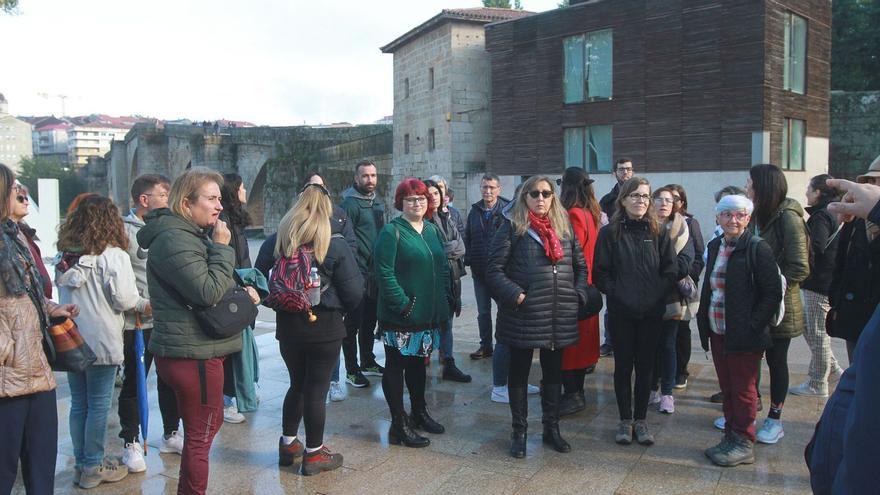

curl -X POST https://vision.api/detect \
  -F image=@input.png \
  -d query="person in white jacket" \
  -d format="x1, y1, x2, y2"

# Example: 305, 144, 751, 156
55, 195, 149, 490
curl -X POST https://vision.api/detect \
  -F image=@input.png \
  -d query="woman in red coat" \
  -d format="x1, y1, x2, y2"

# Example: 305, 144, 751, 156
558, 167, 604, 415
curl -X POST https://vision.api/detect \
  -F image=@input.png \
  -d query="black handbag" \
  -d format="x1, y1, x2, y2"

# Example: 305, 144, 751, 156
150, 265, 257, 340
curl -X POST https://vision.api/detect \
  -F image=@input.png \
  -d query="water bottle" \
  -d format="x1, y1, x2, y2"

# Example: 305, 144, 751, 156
308, 267, 321, 306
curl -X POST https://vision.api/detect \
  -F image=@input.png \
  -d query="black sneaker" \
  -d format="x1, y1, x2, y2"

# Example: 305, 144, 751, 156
674, 376, 688, 389
361, 363, 384, 376
599, 344, 613, 357
346, 371, 370, 388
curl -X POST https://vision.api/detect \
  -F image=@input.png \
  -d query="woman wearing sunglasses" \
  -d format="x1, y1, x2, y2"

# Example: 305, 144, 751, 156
486, 175, 590, 458
9, 182, 52, 298
593, 177, 680, 446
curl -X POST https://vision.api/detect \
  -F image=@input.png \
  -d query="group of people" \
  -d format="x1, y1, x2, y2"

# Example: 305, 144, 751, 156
1, 152, 878, 494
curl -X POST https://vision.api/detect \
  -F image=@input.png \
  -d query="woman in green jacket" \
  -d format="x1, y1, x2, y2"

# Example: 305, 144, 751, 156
375, 178, 451, 448
137, 167, 259, 495
746, 164, 810, 446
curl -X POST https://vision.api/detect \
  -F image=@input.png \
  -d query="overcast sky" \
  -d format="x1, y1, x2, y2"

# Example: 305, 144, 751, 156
0, 0, 559, 126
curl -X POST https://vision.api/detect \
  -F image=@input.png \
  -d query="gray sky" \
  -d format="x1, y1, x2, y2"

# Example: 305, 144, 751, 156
0, 0, 559, 125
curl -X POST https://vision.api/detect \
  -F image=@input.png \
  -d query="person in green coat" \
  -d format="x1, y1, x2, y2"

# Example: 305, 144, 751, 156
137, 167, 260, 495
375, 178, 451, 449
746, 164, 810, 446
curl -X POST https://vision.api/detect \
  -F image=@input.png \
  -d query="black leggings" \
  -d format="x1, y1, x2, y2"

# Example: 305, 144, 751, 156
279, 338, 342, 448
610, 313, 663, 421
562, 368, 587, 394
508, 346, 563, 388
764, 336, 792, 414
382, 345, 427, 415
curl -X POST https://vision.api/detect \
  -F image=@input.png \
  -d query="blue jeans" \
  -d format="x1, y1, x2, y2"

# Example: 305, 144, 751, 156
68, 365, 118, 468
332, 357, 341, 383
653, 319, 679, 395
492, 342, 510, 387
473, 276, 494, 349
438, 319, 454, 362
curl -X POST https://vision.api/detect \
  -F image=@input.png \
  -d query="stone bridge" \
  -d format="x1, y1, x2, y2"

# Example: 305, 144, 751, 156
83, 123, 392, 232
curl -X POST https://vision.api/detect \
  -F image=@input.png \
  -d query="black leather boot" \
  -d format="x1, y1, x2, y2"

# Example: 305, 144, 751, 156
442, 358, 472, 383
542, 384, 571, 453
388, 412, 430, 448
508, 386, 528, 458
411, 402, 445, 434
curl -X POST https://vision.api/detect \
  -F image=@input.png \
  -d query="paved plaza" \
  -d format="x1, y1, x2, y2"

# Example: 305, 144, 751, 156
15, 241, 842, 494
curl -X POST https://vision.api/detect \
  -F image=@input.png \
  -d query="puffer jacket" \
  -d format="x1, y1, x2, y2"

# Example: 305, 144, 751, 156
754, 198, 810, 339
428, 209, 466, 317
137, 208, 241, 359
486, 215, 589, 350
464, 197, 509, 278
697, 232, 783, 354
122, 210, 152, 330
593, 218, 681, 319
56, 246, 148, 366
802, 201, 839, 295
0, 227, 55, 398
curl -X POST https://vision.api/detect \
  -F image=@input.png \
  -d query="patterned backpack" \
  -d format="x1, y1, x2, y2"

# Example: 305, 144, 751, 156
264, 246, 316, 320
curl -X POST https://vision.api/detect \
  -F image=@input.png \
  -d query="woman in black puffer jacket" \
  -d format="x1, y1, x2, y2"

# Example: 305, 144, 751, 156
486, 176, 589, 459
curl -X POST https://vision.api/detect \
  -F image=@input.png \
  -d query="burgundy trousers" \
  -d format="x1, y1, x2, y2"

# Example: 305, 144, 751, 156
710, 332, 762, 442
156, 356, 225, 495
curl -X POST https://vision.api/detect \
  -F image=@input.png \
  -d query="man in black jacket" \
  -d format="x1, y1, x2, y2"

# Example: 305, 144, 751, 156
597, 157, 634, 357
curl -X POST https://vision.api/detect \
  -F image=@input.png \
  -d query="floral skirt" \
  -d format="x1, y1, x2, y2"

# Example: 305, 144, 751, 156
382, 329, 440, 357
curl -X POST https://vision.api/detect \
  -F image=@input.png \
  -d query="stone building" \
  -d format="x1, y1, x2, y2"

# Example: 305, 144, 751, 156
0, 93, 34, 172
380, 7, 534, 208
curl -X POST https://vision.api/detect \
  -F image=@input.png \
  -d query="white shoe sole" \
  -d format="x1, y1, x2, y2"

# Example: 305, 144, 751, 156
757, 431, 784, 444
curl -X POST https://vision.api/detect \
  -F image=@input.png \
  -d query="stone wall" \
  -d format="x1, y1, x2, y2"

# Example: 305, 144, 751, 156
830, 91, 880, 180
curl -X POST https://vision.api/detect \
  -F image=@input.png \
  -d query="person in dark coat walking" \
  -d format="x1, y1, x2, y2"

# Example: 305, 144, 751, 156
487, 175, 590, 458
593, 176, 680, 446
698, 195, 783, 467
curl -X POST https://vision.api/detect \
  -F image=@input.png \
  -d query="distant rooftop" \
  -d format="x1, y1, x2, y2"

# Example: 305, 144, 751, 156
380, 7, 534, 53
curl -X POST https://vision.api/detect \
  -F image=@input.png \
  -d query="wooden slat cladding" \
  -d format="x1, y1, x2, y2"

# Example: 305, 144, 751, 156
485, 0, 831, 176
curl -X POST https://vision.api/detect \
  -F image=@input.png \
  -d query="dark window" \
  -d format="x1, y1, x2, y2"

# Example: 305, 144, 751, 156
404, 134, 410, 154
404, 78, 410, 99
428, 128, 435, 151
428, 68, 434, 90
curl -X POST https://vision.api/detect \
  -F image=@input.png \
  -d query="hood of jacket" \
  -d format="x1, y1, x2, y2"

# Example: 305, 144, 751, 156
54, 254, 96, 289
766, 198, 806, 228
123, 209, 145, 229
342, 185, 375, 201
137, 208, 205, 250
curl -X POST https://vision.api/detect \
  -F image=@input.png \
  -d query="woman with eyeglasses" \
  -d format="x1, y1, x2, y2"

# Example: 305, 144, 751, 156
9, 183, 52, 298
648, 187, 695, 415
745, 164, 810, 445
698, 195, 782, 466
593, 177, 680, 446
375, 178, 451, 448
486, 176, 590, 458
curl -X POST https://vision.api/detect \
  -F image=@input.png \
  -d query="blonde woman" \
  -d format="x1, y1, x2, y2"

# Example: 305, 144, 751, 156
273, 184, 363, 475
486, 176, 590, 458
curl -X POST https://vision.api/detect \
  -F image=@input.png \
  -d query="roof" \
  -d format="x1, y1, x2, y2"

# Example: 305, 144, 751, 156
381, 7, 535, 53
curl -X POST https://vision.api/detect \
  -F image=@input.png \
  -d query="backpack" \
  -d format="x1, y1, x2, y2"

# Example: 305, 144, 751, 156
745, 235, 787, 327
263, 245, 316, 318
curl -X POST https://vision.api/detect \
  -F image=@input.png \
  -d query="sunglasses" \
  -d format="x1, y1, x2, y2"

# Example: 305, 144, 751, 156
16, 194, 28, 203
527, 190, 553, 199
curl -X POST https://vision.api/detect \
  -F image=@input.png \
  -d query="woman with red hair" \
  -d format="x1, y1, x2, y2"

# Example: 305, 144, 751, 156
374, 178, 451, 448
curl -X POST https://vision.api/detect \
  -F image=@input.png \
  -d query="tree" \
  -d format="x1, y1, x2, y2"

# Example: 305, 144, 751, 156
17, 157, 86, 215
1, 0, 18, 14
483, 0, 515, 8
832, 0, 880, 90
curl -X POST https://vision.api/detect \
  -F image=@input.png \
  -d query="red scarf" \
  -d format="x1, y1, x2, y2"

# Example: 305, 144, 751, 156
528, 210, 564, 264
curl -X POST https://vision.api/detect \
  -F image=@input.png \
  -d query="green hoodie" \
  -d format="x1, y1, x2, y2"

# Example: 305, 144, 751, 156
136, 208, 242, 359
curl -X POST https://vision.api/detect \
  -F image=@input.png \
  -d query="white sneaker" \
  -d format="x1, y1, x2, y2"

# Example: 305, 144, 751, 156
328, 381, 347, 402
491, 386, 509, 403
756, 418, 785, 444
714, 416, 726, 430
527, 384, 540, 395
122, 442, 146, 473
160, 431, 184, 455
789, 381, 829, 397
223, 403, 246, 424
649, 390, 661, 406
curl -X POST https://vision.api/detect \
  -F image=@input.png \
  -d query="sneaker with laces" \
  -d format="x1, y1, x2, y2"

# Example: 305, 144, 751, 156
78, 459, 129, 489
599, 344, 613, 357
789, 381, 828, 397
361, 363, 384, 376
160, 431, 184, 454
673, 376, 688, 389
756, 418, 784, 444
301, 445, 343, 476
659, 395, 675, 414
122, 442, 146, 473
491, 385, 509, 403
223, 402, 246, 424
634, 420, 655, 446
615, 420, 633, 445
649, 390, 661, 405
278, 437, 304, 468
346, 371, 370, 388
328, 381, 347, 402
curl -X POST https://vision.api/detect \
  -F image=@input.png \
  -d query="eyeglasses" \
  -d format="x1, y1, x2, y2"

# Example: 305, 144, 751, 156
719, 211, 750, 221
16, 195, 28, 203
672, 196, 682, 203
403, 196, 428, 205
527, 190, 553, 199
653, 197, 674, 205
616, 166, 633, 174
628, 193, 651, 202
143, 192, 169, 199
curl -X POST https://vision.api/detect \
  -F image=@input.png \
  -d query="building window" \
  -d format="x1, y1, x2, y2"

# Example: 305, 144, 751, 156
781, 118, 805, 171
564, 125, 613, 172
784, 12, 807, 94
428, 128, 435, 151
404, 78, 410, 99
404, 134, 410, 154
428, 68, 434, 90
563, 29, 613, 104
